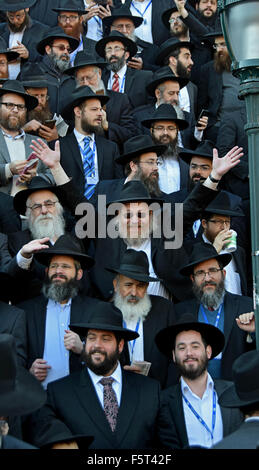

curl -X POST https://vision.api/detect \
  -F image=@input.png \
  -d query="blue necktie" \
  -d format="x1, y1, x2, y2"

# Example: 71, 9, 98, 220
82, 136, 96, 200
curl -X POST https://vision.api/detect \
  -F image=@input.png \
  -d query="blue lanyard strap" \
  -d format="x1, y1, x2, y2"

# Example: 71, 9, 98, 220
131, 0, 152, 18
200, 303, 223, 329
123, 319, 140, 359
183, 388, 217, 440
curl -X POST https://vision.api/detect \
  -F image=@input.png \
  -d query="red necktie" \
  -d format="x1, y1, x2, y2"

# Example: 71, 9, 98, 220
112, 73, 119, 93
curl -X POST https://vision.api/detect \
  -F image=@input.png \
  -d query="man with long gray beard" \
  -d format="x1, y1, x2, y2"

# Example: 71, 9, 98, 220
16, 234, 98, 389
174, 242, 255, 382
107, 249, 176, 388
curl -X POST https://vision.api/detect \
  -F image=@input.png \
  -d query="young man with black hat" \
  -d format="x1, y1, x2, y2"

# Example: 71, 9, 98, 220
155, 313, 243, 448
29, 301, 172, 449
174, 242, 254, 382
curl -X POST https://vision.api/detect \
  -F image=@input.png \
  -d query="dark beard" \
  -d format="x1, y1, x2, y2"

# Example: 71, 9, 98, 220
192, 276, 225, 310
106, 55, 126, 73
7, 12, 30, 32
42, 276, 80, 303
82, 345, 120, 376
27, 103, 53, 124
214, 51, 231, 73
176, 59, 191, 79
174, 353, 209, 380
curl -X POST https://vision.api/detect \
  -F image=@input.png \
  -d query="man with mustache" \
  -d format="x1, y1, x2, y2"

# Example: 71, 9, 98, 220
174, 243, 255, 382
156, 312, 243, 448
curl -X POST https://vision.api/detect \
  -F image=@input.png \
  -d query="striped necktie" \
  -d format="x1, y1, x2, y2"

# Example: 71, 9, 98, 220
112, 73, 119, 92
82, 136, 96, 200
99, 377, 119, 432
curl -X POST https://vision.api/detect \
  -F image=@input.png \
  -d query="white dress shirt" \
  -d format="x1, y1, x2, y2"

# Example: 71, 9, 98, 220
88, 362, 122, 408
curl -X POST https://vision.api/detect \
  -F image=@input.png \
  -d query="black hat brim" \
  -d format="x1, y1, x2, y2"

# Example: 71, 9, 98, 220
146, 75, 189, 97
218, 383, 259, 408
115, 143, 167, 165
95, 34, 138, 59
180, 252, 232, 277
37, 34, 79, 56
70, 322, 139, 341
156, 41, 195, 66
61, 93, 109, 121
13, 184, 65, 216
34, 248, 95, 270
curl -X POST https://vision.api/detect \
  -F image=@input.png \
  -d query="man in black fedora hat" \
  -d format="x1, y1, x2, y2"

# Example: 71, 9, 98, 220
174, 242, 255, 382
62, 50, 136, 150
0, 0, 49, 79
155, 313, 243, 448
107, 248, 176, 388
29, 300, 173, 449
95, 30, 153, 108
213, 350, 259, 449
15, 234, 101, 390
0, 79, 53, 196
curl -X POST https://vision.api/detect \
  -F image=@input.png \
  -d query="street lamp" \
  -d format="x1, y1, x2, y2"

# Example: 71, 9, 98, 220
218, 0, 259, 348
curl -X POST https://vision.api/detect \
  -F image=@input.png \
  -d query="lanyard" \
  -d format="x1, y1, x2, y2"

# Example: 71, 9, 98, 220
200, 303, 223, 329
183, 388, 217, 441
131, 0, 152, 24
123, 319, 140, 360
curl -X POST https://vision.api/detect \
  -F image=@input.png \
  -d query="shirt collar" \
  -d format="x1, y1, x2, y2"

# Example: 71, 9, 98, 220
88, 361, 122, 388
1, 128, 25, 140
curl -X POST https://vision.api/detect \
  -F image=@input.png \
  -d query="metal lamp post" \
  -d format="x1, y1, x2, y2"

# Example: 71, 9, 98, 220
218, 0, 259, 348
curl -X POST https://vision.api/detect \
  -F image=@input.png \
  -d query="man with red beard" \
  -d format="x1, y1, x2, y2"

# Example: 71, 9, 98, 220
198, 27, 246, 143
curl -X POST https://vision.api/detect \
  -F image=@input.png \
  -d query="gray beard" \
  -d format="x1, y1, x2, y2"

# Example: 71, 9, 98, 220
113, 291, 151, 323
42, 278, 79, 303
192, 277, 226, 310
28, 211, 65, 240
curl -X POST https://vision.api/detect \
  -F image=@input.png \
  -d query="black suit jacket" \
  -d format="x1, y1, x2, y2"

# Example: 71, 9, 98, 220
160, 379, 244, 449
174, 292, 254, 381
30, 367, 170, 449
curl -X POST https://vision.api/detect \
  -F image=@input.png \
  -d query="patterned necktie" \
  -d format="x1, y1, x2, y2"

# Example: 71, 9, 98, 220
99, 377, 119, 432
82, 136, 95, 200
112, 73, 119, 92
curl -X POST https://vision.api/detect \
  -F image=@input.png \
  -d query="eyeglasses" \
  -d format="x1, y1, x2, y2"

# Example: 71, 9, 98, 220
213, 42, 227, 50
58, 14, 79, 23
0, 102, 26, 111
27, 200, 57, 213
139, 159, 162, 167
152, 126, 178, 132
51, 44, 72, 54
208, 219, 231, 228
105, 46, 125, 54
193, 267, 223, 280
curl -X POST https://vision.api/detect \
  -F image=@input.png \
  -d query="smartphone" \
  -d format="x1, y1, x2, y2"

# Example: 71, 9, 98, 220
43, 119, 56, 129
196, 108, 209, 124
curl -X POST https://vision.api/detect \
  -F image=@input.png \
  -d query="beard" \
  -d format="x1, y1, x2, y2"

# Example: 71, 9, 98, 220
174, 349, 209, 380
7, 12, 30, 32
82, 344, 120, 376
27, 102, 53, 124
42, 275, 80, 303
214, 50, 231, 73
49, 50, 71, 73
113, 290, 151, 323
192, 276, 225, 310
106, 54, 126, 73
27, 206, 65, 240
0, 111, 26, 132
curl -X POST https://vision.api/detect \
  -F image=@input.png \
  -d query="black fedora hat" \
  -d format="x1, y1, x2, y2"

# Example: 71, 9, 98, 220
34, 234, 95, 270
102, 4, 143, 29
162, 5, 178, 30
60, 85, 109, 121
105, 249, 160, 283
203, 190, 245, 217
0, 0, 36, 10
13, 176, 65, 216
0, 79, 38, 111
115, 134, 167, 165
36, 26, 79, 56
0, 36, 19, 62
70, 300, 139, 341
156, 37, 194, 66
179, 242, 232, 277
146, 66, 189, 97
0, 333, 46, 416
179, 139, 215, 164
218, 350, 259, 408
64, 50, 108, 76
141, 103, 189, 131
95, 30, 138, 59
19, 62, 48, 88
108, 180, 164, 206
52, 0, 86, 15
155, 312, 225, 359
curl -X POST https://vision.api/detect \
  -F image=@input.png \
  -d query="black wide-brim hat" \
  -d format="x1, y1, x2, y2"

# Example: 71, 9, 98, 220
155, 313, 225, 359
108, 180, 164, 206
19, 62, 48, 88
180, 242, 232, 277
61, 85, 109, 121
115, 134, 166, 165
218, 350, 259, 408
156, 37, 194, 66
203, 190, 245, 217
64, 51, 108, 76
13, 176, 65, 216
34, 234, 95, 270
36, 26, 79, 56
0, 79, 38, 111
0, 0, 37, 11
70, 301, 139, 341
146, 66, 189, 97
0, 334, 46, 416
179, 139, 215, 164
105, 248, 161, 283
0, 36, 19, 61
141, 103, 189, 131
95, 30, 138, 59
102, 4, 143, 29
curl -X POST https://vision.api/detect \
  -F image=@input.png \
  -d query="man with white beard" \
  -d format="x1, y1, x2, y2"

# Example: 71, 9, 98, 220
107, 248, 176, 388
